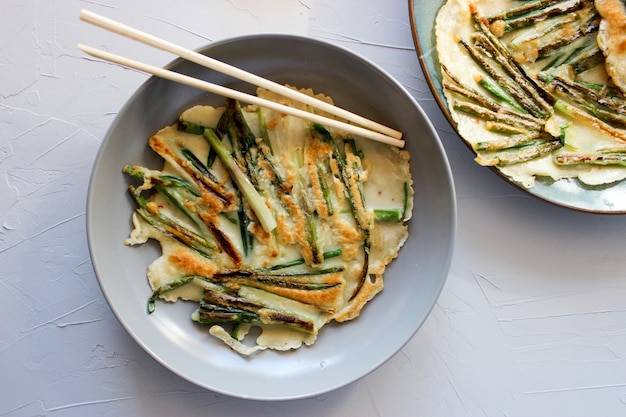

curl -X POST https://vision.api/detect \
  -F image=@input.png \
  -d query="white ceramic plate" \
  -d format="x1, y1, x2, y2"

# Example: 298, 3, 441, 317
87, 34, 456, 400
409, 0, 626, 214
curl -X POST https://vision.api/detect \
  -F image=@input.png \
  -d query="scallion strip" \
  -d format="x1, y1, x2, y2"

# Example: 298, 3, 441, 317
202, 128, 277, 232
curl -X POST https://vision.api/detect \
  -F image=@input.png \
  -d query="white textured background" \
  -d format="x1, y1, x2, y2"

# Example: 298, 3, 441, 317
2, 1, 626, 416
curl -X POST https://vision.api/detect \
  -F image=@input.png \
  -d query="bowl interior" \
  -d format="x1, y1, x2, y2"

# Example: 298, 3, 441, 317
87, 34, 456, 400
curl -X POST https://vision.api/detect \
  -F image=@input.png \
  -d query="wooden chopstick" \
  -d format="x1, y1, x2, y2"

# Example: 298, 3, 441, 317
79, 9, 404, 143
78, 44, 406, 148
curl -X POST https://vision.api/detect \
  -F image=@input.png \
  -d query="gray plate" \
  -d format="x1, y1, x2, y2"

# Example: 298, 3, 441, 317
409, 0, 626, 214
87, 34, 456, 400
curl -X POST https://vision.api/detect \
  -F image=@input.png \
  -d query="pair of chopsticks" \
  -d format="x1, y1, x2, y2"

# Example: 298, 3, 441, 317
78, 10, 404, 148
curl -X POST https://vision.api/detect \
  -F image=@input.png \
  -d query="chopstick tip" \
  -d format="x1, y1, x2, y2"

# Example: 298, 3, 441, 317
76, 43, 91, 54
79, 9, 91, 21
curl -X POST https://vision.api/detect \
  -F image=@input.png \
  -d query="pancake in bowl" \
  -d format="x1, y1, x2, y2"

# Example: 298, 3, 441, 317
123, 87, 413, 355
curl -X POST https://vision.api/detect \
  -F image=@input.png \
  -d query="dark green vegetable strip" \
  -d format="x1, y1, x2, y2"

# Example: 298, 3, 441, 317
453, 100, 543, 131
231, 99, 257, 151
148, 276, 196, 313
351, 245, 371, 301
460, 39, 544, 117
197, 288, 315, 332
124, 162, 241, 264
443, 81, 500, 113
541, 40, 604, 73
554, 100, 626, 141
477, 76, 527, 113
441, 64, 544, 126
223, 99, 263, 193
178, 120, 204, 135
203, 288, 262, 311
305, 210, 323, 265
257, 106, 274, 154
219, 274, 340, 291
537, 19, 599, 60
258, 144, 290, 195
310, 123, 371, 300
554, 152, 626, 166
214, 266, 343, 280
154, 186, 204, 231
177, 119, 215, 168
195, 302, 259, 325
541, 73, 626, 116
498, 0, 586, 32
317, 162, 334, 216
202, 127, 277, 232
373, 209, 402, 222
149, 134, 233, 206
575, 81, 625, 99
441, 64, 501, 112
185, 113, 255, 257
471, 7, 554, 114
223, 100, 291, 197
197, 113, 256, 256
260, 311, 315, 333
181, 148, 219, 183
509, 10, 576, 46
474, 131, 546, 151
402, 182, 409, 220
237, 204, 253, 257
122, 165, 200, 197
552, 84, 626, 128
203, 218, 243, 267
570, 45, 604, 74
129, 186, 216, 258
485, 121, 530, 134
486, 0, 565, 22
476, 139, 563, 166
471, 33, 553, 117
257, 248, 343, 271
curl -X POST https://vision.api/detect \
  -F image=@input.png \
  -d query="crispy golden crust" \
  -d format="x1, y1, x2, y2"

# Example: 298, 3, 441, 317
596, 0, 626, 93
167, 248, 220, 277
333, 275, 384, 322
244, 272, 345, 312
